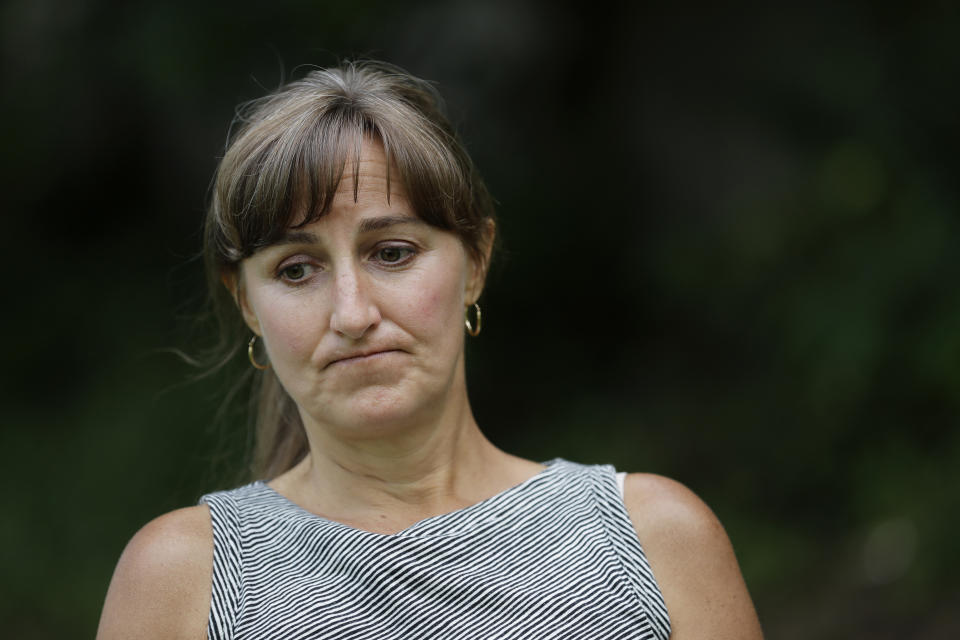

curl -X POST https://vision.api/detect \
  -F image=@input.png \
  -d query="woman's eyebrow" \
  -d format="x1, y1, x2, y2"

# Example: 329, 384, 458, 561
271, 230, 318, 246
358, 215, 426, 233
268, 216, 425, 248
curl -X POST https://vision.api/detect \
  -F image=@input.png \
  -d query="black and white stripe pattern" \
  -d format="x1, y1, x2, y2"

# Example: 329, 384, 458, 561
200, 459, 671, 639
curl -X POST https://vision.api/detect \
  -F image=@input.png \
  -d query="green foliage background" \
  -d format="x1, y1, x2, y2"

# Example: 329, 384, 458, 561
2, 1, 958, 637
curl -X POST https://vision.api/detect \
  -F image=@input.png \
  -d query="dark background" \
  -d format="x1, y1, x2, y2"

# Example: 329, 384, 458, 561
2, 1, 959, 637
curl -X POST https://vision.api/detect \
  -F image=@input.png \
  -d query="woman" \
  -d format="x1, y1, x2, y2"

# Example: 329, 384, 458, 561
97, 61, 763, 639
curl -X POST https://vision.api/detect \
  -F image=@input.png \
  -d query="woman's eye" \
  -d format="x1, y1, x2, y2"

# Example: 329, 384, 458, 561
375, 245, 415, 265
279, 263, 310, 281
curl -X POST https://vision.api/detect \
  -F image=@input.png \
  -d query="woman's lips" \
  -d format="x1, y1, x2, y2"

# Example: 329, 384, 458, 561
326, 349, 402, 368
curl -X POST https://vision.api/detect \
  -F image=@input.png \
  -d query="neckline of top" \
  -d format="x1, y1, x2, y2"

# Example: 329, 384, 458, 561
252, 458, 569, 539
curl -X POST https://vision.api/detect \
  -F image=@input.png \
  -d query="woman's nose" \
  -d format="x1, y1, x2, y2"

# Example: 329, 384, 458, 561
329, 267, 381, 340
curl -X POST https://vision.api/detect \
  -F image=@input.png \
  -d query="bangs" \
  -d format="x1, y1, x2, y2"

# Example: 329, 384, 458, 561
216, 103, 367, 259
211, 88, 475, 265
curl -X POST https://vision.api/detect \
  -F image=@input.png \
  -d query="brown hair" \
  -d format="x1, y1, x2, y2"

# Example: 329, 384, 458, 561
203, 61, 496, 480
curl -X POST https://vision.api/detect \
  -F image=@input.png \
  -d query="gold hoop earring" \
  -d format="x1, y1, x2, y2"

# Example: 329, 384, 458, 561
247, 335, 269, 370
465, 302, 482, 337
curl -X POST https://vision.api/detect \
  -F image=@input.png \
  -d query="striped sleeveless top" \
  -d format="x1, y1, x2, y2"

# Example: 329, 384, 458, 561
200, 459, 671, 639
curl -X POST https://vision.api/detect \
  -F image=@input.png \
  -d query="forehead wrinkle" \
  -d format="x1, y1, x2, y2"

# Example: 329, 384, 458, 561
335, 137, 406, 203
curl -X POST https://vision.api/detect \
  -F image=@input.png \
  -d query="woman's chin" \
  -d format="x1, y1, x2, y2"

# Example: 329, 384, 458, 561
301, 387, 445, 439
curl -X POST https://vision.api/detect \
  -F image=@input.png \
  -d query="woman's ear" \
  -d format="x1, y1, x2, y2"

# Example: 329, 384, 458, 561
221, 268, 262, 335
465, 218, 496, 304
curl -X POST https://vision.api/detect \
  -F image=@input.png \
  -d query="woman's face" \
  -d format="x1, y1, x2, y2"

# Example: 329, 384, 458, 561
232, 139, 487, 437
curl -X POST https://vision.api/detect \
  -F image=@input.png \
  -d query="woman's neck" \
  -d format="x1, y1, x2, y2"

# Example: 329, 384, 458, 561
269, 408, 541, 534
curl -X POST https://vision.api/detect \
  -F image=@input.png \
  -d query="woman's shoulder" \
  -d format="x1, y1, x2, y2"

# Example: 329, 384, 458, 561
622, 472, 722, 539
116, 505, 214, 569
622, 473, 764, 639
96, 505, 212, 639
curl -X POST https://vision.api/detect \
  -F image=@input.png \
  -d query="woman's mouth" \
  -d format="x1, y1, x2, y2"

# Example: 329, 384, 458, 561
326, 349, 403, 368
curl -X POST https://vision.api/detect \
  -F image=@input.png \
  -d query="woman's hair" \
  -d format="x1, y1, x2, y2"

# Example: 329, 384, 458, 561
202, 61, 496, 480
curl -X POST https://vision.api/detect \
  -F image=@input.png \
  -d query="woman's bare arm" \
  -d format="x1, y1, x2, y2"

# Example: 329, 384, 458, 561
96, 505, 213, 640
624, 473, 763, 639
